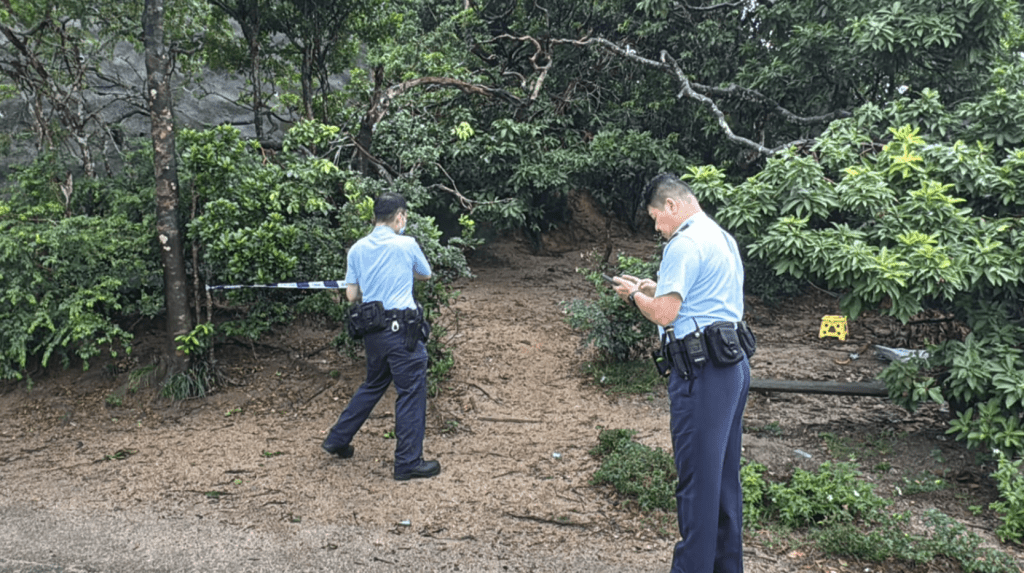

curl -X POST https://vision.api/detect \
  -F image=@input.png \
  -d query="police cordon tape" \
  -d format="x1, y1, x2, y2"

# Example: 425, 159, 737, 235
205, 280, 344, 291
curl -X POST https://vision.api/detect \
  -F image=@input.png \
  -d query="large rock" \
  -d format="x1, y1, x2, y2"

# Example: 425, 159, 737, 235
0, 39, 298, 186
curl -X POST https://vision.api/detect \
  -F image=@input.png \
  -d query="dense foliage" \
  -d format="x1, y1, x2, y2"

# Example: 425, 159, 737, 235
0, 150, 162, 382
2, 0, 1024, 540
177, 122, 476, 392
686, 64, 1024, 458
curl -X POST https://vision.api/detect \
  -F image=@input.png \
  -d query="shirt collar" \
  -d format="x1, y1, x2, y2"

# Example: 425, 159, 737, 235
669, 211, 704, 240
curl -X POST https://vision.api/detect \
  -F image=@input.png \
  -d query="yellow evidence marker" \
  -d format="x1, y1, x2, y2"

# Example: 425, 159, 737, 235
819, 315, 848, 341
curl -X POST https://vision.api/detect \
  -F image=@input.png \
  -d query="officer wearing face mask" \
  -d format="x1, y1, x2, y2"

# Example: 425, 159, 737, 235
322, 192, 440, 481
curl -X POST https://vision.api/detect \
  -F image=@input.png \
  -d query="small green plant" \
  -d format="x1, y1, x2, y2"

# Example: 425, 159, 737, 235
898, 472, 949, 495
813, 512, 928, 563
819, 432, 858, 462
747, 421, 783, 437
562, 254, 661, 363
589, 427, 636, 457
224, 408, 242, 417
261, 450, 284, 458
175, 323, 215, 356
383, 429, 396, 439
740, 459, 769, 527
989, 451, 1024, 544
763, 462, 888, 527
161, 359, 218, 401
105, 394, 123, 407
921, 510, 1020, 573
102, 449, 136, 462
590, 428, 676, 511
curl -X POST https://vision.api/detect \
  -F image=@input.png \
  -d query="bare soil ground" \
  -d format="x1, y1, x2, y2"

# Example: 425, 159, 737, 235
1, 203, 1021, 572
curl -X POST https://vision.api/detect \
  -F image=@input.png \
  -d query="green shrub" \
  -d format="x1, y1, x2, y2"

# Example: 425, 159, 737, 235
589, 428, 638, 457
0, 152, 162, 382
740, 459, 769, 527
562, 254, 661, 363
685, 77, 1024, 455
763, 462, 888, 527
590, 428, 676, 512
812, 513, 928, 563
989, 451, 1024, 544
180, 124, 477, 392
920, 510, 1021, 573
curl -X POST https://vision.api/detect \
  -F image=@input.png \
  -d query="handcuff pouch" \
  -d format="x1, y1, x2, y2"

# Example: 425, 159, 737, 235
705, 321, 744, 367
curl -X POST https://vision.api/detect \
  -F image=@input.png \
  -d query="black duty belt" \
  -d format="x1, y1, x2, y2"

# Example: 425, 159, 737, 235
384, 307, 422, 321
653, 320, 756, 379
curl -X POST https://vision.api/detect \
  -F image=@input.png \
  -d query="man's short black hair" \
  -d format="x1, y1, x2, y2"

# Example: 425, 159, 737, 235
374, 192, 407, 222
642, 173, 694, 209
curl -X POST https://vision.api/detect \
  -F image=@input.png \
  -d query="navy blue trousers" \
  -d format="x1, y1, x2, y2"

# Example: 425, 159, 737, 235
325, 326, 428, 474
669, 357, 750, 573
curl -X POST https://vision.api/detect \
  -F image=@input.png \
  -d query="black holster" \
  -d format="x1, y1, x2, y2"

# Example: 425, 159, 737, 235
656, 327, 707, 381
737, 320, 756, 358
386, 304, 428, 351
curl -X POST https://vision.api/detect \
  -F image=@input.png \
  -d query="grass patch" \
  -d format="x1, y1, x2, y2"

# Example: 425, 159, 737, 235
589, 429, 1022, 572
814, 510, 1020, 573
589, 428, 676, 511
584, 359, 665, 395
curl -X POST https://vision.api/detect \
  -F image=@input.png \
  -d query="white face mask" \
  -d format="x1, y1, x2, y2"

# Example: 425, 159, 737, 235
398, 212, 407, 235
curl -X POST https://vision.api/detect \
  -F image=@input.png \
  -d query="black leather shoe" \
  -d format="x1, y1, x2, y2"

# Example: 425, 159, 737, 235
322, 441, 354, 458
394, 459, 441, 481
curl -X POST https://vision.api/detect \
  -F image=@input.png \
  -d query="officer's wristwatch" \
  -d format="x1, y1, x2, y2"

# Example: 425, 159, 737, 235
628, 290, 638, 307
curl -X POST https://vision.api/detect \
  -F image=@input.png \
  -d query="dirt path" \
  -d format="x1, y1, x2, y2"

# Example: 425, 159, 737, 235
1, 231, 1020, 572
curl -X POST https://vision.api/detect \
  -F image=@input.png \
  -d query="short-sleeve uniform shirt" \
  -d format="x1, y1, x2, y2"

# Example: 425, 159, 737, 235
344, 225, 431, 311
654, 212, 745, 338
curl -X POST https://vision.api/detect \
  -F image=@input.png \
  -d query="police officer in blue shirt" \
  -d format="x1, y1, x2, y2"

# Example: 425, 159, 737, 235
611, 174, 750, 573
322, 192, 441, 481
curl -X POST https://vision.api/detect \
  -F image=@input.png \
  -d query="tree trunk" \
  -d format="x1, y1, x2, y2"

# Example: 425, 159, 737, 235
143, 0, 192, 378
249, 32, 264, 139
300, 45, 314, 119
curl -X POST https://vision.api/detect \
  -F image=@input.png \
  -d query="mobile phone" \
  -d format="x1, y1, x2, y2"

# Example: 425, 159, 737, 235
601, 274, 619, 285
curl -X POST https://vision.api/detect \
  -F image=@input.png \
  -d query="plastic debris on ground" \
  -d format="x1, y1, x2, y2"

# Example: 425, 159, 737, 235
874, 345, 929, 362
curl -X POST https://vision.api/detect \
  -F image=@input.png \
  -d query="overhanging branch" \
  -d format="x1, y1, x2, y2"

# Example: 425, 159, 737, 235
553, 36, 845, 156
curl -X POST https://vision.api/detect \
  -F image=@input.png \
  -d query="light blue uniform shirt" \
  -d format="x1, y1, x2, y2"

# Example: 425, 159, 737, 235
344, 225, 431, 311
655, 212, 745, 338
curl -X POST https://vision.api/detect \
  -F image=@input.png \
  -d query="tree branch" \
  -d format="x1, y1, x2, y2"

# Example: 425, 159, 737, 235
679, 1, 746, 11
425, 163, 517, 212
551, 36, 841, 156
680, 0, 779, 10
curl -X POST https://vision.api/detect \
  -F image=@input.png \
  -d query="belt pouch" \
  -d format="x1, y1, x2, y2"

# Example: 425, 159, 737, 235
705, 321, 744, 366
737, 320, 757, 357
347, 301, 386, 339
